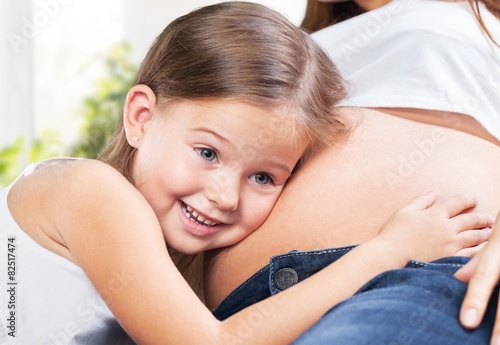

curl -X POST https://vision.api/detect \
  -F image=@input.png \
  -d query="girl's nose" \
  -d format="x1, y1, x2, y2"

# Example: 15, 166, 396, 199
205, 175, 239, 211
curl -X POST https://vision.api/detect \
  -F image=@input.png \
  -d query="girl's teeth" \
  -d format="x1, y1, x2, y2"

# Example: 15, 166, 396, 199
182, 202, 220, 227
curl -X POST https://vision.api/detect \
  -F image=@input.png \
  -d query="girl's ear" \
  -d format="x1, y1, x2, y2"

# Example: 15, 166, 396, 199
123, 84, 157, 147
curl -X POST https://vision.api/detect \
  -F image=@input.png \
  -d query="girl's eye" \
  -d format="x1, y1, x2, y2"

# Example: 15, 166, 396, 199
196, 148, 218, 162
250, 173, 273, 186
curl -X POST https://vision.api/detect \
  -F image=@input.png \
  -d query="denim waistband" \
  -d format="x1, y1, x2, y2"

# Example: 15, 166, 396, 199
212, 245, 470, 321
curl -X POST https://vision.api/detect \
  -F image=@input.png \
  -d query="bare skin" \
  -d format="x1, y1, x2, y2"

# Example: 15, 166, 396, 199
204, 107, 500, 309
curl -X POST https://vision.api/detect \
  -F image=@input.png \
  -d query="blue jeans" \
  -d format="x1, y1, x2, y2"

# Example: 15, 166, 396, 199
211, 246, 498, 344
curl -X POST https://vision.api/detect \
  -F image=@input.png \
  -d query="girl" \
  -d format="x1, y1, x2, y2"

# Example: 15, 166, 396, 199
0, 2, 493, 344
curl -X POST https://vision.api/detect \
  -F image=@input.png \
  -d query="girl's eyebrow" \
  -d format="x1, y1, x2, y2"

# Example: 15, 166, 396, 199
268, 161, 293, 175
191, 126, 232, 146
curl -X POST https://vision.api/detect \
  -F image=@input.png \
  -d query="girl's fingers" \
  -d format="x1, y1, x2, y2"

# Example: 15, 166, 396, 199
457, 228, 491, 248
438, 194, 478, 217
455, 242, 487, 258
400, 191, 437, 211
452, 213, 494, 233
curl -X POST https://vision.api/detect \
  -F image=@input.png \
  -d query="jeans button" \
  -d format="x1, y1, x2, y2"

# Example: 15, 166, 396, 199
274, 267, 299, 291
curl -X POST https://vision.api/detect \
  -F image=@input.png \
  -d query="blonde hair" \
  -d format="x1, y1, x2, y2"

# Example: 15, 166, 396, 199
99, 1, 348, 300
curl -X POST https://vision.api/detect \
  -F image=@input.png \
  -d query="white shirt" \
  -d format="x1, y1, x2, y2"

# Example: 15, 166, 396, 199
313, 0, 500, 140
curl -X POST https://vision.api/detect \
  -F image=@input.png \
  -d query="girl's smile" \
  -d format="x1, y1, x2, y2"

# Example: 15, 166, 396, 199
179, 201, 227, 237
181, 201, 223, 228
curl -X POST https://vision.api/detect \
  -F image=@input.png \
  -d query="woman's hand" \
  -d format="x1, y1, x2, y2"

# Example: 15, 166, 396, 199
455, 212, 500, 345
377, 192, 493, 264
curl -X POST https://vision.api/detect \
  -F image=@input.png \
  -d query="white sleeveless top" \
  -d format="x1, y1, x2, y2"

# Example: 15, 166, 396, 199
0, 158, 135, 344
312, 0, 500, 141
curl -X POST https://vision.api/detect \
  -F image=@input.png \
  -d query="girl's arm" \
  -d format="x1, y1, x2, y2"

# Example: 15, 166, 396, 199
456, 212, 500, 345
32, 160, 492, 344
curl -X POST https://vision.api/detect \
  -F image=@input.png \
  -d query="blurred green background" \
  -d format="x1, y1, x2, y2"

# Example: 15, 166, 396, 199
0, 43, 137, 188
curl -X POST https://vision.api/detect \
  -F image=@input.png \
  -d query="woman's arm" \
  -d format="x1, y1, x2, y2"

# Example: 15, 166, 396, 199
20, 160, 492, 344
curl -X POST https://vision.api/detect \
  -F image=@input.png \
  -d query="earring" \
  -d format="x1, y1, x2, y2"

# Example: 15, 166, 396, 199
132, 136, 139, 142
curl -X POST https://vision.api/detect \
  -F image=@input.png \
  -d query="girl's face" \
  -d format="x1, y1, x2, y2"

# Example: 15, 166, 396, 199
317, 0, 392, 11
131, 99, 305, 254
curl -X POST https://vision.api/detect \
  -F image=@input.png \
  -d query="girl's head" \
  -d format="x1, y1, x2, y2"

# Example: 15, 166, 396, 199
102, 1, 347, 182
100, 1, 347, 254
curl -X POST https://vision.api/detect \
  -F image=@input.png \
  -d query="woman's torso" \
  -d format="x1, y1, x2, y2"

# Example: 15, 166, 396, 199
205, 0, 500, 309
204, 108, 500, 309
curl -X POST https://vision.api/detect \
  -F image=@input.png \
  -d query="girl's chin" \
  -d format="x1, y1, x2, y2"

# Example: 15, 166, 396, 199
166, 236, 209, 255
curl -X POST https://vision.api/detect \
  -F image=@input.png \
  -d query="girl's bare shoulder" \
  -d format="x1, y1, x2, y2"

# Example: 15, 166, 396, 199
7, 158, 145, 263
12, 158, 132, 197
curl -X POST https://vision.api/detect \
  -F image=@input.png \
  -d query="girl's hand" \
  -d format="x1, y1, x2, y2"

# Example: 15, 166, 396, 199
377, 192, 493, 264
455, 212, 500, 345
